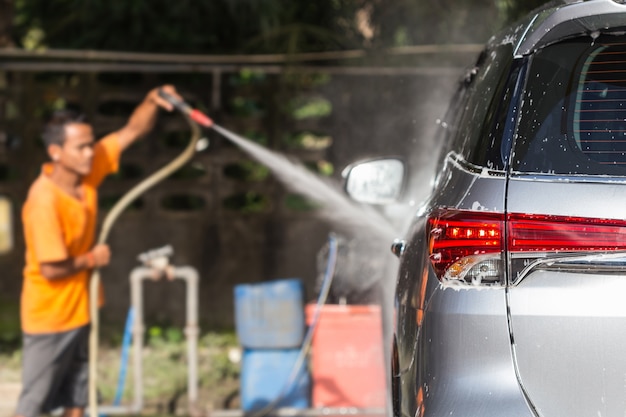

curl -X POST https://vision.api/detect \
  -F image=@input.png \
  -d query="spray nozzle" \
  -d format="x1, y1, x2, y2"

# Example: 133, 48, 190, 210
157, 88, 191, 113
138, 244, 173, 269
157, 88, 214, 129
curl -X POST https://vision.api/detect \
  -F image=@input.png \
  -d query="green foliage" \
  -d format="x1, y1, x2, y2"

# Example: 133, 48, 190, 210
228, 70, 267, 87
365, 0, 552, 48
497, 0, 554, 24
200, 332, 241, 385
284, 194, 320, 212
282, 72, 331, 89
0, 298, 21, 351
93, 328, 240, 412
147, 325, 184, 345
314, 160, 334, 176
223, 192, 270, 213
223, 161, 270, 182
242, 130, 269, 146
0, 349, 22, 383
12, 0, 364, 54
283, 132, 332, 150
288, 97, 332, 120
229, 96, 266, 118
10, 0, 554, 58
0, 315, 233, 410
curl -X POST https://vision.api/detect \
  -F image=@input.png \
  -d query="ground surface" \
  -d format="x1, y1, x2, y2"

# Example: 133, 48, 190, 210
0, 331, 241, 417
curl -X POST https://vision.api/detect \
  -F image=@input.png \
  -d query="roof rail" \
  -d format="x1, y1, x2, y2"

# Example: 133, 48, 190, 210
514, 0, 626, 56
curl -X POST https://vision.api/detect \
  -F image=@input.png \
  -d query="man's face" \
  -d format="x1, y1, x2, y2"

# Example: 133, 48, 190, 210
50, 123, 95, 176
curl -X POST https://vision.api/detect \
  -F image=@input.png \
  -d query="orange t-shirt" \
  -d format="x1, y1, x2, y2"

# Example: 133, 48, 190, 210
21, 133, 121, 334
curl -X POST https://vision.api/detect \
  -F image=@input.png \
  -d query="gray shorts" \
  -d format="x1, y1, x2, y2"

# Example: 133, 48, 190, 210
16, 325, 89, 417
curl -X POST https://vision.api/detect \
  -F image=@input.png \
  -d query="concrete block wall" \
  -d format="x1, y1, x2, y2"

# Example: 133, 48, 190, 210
0, 64, 462, 333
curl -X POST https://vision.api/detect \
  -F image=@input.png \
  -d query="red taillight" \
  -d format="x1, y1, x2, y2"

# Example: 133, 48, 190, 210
427, 209, 626, 286
508, 213, 626, 252
428, 210, 504, 284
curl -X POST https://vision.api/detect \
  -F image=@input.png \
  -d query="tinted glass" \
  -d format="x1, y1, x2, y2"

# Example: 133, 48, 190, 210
432, 79, 470, 176
513, 35, 626, 175
449, 45, 514, 170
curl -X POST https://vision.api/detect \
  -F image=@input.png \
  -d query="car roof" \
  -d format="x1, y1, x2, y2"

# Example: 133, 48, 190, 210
487, 0, 626, 57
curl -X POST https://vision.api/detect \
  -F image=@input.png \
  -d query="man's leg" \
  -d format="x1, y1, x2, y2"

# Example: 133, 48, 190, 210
14, 333, 61, 417
15, 326, 86, 417
58, 325, 90, 416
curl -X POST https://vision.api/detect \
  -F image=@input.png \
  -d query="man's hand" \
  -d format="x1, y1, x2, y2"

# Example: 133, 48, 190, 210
89, 244, 111, 268
117, 84, 183, 151
40, 244, 111, 280
148, 85, 183, 112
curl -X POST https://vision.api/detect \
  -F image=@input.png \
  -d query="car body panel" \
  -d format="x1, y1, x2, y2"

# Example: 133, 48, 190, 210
509, 271, 626, 417
506, 177, 626, 219
432, 157, 508, 212
394, 159, 517, 417
507, 178, 626, 416
420, 287, 532, 417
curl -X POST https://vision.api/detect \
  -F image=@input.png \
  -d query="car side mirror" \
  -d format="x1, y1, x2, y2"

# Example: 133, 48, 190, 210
342, 158, 406, 205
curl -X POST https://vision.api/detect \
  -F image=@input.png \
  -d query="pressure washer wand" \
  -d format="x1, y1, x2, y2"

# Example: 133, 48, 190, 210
157, 89, 214, 129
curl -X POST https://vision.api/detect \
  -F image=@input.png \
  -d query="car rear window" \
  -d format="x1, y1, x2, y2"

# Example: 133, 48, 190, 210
513, 34, 626, 176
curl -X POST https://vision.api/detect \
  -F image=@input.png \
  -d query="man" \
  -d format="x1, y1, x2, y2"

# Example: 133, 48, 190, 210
15, 85, 182, 417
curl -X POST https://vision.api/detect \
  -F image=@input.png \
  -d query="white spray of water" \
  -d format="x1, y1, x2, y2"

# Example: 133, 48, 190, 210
213, 124, 401, 244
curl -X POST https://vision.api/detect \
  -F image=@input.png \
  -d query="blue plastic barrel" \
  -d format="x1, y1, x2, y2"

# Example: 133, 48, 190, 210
240, 348, 310, 411
234, 278, 305, 349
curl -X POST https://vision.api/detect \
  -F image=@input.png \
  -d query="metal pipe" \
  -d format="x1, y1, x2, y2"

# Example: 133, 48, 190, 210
128, 266, 200, 414
0, 44, 482, 64
0, 61, 465, 76
210, 407, 386, 417
180, 266, 199, 409
130, 267, 147, 414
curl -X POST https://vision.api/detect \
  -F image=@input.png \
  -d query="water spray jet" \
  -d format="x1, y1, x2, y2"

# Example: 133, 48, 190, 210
158, 89, 401, 244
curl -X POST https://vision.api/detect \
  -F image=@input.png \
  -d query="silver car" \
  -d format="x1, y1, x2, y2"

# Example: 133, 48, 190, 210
346, 1, 626, 416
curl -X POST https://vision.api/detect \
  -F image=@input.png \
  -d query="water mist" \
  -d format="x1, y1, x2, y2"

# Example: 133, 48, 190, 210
213, 125, 401, 244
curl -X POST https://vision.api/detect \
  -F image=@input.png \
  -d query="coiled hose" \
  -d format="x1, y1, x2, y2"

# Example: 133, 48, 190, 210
88, 112, 201, 417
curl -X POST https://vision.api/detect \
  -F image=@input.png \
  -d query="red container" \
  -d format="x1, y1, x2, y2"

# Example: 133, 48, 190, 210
306, 304, 386, 408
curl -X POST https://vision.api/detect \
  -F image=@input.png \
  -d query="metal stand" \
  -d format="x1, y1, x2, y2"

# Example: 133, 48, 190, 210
97, 249, 199, 415
130, 265, 200, 413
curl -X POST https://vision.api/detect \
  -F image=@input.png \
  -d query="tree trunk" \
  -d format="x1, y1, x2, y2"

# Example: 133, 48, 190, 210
0, 0, 14, 47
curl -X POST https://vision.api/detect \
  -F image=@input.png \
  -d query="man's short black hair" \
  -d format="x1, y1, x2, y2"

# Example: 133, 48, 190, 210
41, 109, 86, 148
